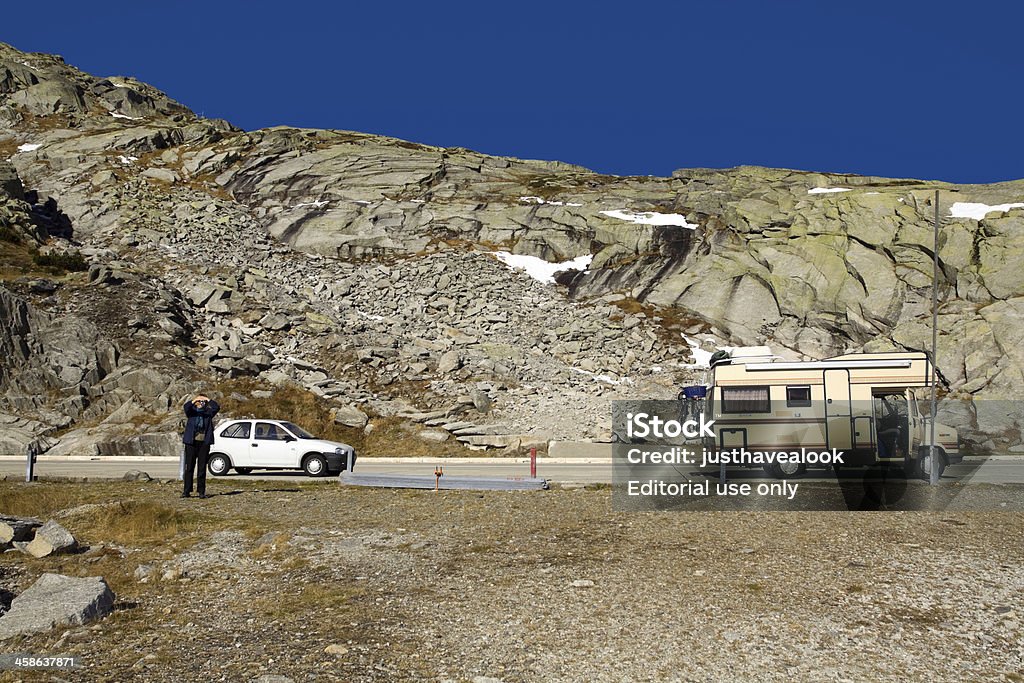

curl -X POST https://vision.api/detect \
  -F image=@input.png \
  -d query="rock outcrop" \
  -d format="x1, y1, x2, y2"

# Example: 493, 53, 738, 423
2, 40, 1023, 450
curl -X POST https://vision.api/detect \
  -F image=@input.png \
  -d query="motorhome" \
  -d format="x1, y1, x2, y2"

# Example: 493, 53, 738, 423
692, 347, 961, 479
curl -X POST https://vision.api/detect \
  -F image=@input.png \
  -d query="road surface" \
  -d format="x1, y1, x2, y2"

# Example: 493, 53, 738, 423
2, 455, 1024, 485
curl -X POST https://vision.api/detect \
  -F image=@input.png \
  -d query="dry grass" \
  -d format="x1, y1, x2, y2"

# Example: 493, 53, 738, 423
208, 378, 475, 457
0, 137, 19, 159
0, 483, 85, 517
70, 500, 207, 545
609, 296, 708, 345
0, 482, 217, 546
0, 239, 51, 282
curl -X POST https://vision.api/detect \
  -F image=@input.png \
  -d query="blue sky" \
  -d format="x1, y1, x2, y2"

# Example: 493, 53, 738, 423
3, 1, 1022, 183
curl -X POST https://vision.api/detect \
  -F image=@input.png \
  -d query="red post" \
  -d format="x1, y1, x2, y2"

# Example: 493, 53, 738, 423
530, 447, 537, 478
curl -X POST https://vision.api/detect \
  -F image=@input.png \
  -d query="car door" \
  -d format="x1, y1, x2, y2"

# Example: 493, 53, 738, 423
218, 421, 253, 465
251, 421, 297, 467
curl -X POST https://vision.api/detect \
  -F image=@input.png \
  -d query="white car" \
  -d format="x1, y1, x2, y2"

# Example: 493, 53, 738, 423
207, 419, 356, 477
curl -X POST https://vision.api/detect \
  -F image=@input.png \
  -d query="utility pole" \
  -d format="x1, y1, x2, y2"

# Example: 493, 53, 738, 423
930, 190, 940, 485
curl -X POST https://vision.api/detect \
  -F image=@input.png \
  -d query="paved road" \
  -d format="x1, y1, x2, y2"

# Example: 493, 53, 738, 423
0, 457, 610, 484
2, 456, 1024, 485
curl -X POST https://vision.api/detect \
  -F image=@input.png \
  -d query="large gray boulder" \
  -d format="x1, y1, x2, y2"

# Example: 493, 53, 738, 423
0, 574, 115, 640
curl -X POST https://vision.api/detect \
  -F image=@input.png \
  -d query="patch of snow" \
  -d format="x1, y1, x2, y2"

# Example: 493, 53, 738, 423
16, 143, 41, 152
519, 196, 582, 207
681, 335, 715, 369
491, 251, 593, 284
353, 200, 371, 205
118, 155, 138, 165
865, 192, 880, 196
356, 310, 385, 322
949, 202, 1024, 220
110, 112, 140, 120
409, 199, 426, 204
807, 187, 851, 194
569, 367, 629, 386
600, 209, 697, 229
293, 200, 329, 209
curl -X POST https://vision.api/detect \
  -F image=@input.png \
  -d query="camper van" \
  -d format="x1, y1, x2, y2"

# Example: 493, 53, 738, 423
696, 347, 961, 479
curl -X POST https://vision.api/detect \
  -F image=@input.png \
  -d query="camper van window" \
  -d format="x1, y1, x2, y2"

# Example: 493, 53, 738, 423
721, 386, 771, 413
786, 386, 812, 407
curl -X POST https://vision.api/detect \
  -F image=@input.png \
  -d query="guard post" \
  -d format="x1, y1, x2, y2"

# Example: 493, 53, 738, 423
25, 441, 37, 482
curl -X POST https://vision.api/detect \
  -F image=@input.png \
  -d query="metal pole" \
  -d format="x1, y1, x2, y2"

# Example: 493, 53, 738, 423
930, 190, 940, 485
178, 445, 185, 481
530, 447, 537, 478
25, 442, 36, 482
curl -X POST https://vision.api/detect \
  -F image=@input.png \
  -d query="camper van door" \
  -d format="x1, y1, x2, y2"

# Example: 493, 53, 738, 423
824, 369, 853, 451
907, 389, 922, 458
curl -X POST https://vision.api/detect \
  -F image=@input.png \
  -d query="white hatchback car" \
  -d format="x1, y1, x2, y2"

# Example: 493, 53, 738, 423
207, 419, 356, 477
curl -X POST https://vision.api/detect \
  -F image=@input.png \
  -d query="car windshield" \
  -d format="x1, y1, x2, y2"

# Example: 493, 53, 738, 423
280, 422, 316, 439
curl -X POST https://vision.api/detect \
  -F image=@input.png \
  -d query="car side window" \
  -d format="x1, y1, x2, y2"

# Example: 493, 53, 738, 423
255, 422, 287, 440
222, 422, 251, 439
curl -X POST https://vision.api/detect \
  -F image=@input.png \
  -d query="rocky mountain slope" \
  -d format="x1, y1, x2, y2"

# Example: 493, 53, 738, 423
1, 41, 1022, 454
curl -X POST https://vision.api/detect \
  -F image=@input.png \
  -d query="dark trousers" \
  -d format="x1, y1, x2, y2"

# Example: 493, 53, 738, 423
183, 441, 211, 495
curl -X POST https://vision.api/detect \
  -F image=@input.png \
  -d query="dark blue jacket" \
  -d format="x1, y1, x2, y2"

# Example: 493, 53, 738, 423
182, 399, 220, 445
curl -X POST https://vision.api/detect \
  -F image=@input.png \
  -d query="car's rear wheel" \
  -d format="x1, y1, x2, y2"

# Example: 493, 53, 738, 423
303, 454, 328, 477
208, 453, 231, 476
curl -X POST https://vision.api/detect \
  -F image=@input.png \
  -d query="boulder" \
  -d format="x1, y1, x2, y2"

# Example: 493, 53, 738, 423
416, 429, 449, 443
437, 350, 461, 374
332, 404, 368, 428
23, 520, 78, 558
141, 167, 179, 183
0, 574, 115, 640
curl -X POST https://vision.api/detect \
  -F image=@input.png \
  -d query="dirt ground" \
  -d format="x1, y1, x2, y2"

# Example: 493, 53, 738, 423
1, 479, 1023, 682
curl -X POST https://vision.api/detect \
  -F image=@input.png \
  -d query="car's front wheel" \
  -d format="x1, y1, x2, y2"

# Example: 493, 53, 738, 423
208, 453, 231, 476
303, 454, 328, 477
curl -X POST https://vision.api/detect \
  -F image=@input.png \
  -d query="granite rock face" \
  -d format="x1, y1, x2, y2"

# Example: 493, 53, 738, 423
1, 40, 1023, 449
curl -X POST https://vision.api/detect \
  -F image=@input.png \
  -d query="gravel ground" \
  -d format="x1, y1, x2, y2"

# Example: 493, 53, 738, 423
1, 480, 1022, 682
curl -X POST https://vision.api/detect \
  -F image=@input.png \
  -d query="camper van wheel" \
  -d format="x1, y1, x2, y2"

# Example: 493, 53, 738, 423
917, 448, 946, 480
769, 461, 806, 479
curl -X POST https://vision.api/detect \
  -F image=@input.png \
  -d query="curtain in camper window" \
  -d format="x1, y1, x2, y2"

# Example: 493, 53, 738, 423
721, 386, 771, 413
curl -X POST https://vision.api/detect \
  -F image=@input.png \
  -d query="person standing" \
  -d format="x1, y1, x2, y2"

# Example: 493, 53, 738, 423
182, 394, 220, 499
